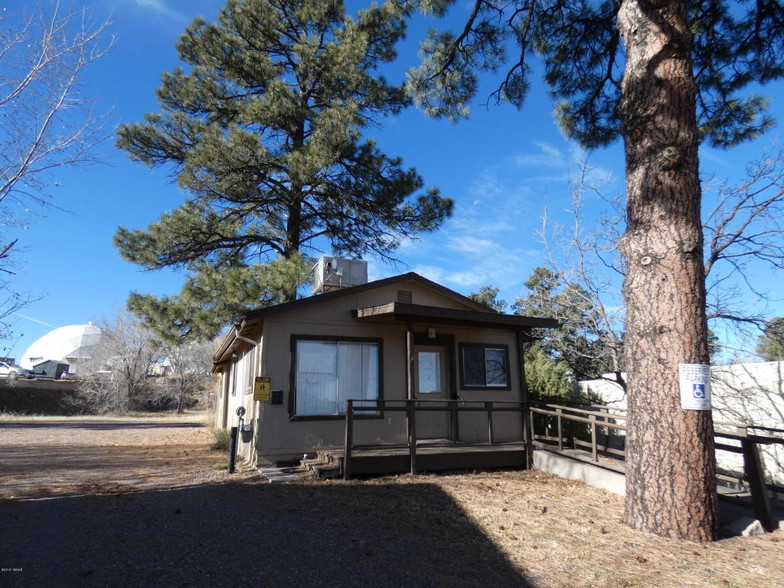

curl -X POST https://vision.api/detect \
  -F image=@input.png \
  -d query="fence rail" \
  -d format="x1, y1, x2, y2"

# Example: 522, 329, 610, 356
529, 401, 784, 532
344, 399, 526, 480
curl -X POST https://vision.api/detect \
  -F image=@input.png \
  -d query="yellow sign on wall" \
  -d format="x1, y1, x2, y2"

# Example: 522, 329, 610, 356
254, 376, 271, 402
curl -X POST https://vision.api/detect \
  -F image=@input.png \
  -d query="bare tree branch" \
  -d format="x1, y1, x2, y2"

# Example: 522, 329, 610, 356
0, 1, 112, 207
0, 1, 111, 341
536, 145, 784, 364
532, 156, 626, 389
703, 143, 784, 333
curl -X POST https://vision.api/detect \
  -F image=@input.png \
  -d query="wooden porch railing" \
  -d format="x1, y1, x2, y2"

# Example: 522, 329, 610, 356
344, 399, 526, 480
529, 401, 784, 532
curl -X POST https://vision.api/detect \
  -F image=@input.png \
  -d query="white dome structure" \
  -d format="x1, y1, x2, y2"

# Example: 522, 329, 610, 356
20, 324, 104, 372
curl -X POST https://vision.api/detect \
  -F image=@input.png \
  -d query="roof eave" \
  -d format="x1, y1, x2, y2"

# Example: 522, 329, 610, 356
353, 302, 559, 332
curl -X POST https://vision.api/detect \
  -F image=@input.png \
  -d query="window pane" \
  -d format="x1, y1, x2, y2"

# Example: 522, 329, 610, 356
417, 351, 441, 393
484, 348, 508, 386
298, 341, 337, 373
296, 342, 337, 415
361, 344, 379, 401
245, 349, 255, 391
337, 343, 363, 409
463, 346, 486, 386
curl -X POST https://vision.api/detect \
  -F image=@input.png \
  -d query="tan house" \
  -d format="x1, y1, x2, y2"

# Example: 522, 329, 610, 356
212, 265, 557, 469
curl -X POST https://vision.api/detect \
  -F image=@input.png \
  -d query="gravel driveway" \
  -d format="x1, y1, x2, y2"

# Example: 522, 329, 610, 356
0, 416, 528, 587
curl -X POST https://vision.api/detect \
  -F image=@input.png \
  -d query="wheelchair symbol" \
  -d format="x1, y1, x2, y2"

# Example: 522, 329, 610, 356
692, 383, 705, 399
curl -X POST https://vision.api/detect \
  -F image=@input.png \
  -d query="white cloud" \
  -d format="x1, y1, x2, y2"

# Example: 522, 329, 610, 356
446, 235, 496, 255
130, 0, 184, 21
411, 231, 542, 293
411, 265, 480, 288
388, 140, 623, 302
511, 141, 566, 169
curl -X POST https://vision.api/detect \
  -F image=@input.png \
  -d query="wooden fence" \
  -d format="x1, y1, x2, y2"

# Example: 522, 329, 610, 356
529, 401, 784, 532
343, 399, 527, 479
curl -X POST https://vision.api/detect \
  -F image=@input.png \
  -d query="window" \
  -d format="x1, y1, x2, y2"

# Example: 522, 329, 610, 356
417, 351, 442, 393
460, 343, 510, 389
293, 337, 381, 416
243, 348, 255, 395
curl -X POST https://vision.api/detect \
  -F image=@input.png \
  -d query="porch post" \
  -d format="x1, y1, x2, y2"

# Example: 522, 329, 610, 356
742, 438, 775, 532
344, 400, 354, 481
518, 331, 533, 469
406, 322, 417, 474
406, 322, 415, 401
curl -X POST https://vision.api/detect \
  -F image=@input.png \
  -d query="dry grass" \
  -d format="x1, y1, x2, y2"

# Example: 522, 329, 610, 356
0, 413, 257, 499
352, 470, 783, 588
1, 414, 782, 587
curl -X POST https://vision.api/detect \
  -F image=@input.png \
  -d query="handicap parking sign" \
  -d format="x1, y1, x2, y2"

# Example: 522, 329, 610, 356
679, 364, 711, 410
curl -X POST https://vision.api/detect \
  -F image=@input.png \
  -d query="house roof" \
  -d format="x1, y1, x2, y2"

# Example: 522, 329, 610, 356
240, 271, 490, 321
212, 272, 558, 367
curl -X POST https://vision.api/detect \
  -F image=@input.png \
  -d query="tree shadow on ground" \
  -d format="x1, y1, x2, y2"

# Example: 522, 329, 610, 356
0, 480, 532, 587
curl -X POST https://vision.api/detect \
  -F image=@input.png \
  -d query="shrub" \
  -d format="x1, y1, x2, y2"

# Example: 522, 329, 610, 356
212, 428, 231, 451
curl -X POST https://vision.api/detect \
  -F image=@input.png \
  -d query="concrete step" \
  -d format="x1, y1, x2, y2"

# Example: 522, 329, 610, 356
301, 458, 326, 472
258, 464, 313, 484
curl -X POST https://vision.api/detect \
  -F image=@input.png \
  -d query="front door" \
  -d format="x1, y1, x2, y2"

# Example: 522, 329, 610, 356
413, 343, 451, 439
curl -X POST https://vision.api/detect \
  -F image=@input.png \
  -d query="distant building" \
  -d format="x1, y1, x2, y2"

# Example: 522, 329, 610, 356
19, 324, 104, 374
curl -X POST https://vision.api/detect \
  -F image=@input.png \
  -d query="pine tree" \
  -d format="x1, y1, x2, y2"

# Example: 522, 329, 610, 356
757, 317, 784, 361
468, 285, 508, 312
513, 267, 622, 384
115, 0, 453, 341
406, 0, 784, 541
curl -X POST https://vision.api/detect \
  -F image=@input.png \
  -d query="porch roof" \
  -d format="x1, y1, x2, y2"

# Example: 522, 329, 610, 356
353, 302, 558, 337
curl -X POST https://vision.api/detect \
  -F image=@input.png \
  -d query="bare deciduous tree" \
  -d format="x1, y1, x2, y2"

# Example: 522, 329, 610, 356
162, 339, 216, 414
542, 147, 784, 367
0, 1, 111, 209
76, 311, 160, 414
535, 159, 626, 389
0, 1, 110, 339
703, 144, 784, 347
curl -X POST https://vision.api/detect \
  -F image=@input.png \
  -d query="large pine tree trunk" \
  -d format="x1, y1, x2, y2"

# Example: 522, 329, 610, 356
617, 0, 718, 541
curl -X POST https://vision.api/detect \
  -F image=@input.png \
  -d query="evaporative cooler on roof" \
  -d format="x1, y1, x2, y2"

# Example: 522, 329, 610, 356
311, 257, 368, 294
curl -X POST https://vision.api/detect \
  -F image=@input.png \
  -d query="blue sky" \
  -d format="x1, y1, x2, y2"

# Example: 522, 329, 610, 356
4, 0, 783, 362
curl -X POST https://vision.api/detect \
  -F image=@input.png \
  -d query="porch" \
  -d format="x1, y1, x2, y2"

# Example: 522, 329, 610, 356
261, 398, 530, 480
304, 439, 528, 479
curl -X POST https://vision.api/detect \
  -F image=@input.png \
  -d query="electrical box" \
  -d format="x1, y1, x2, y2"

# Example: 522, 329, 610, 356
240, 424, 253, 443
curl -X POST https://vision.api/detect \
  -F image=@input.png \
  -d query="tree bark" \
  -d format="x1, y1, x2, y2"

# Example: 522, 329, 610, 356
617, 0, 718, 541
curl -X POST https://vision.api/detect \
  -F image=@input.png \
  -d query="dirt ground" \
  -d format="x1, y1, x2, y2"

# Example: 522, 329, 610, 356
1, 414, 782, 587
